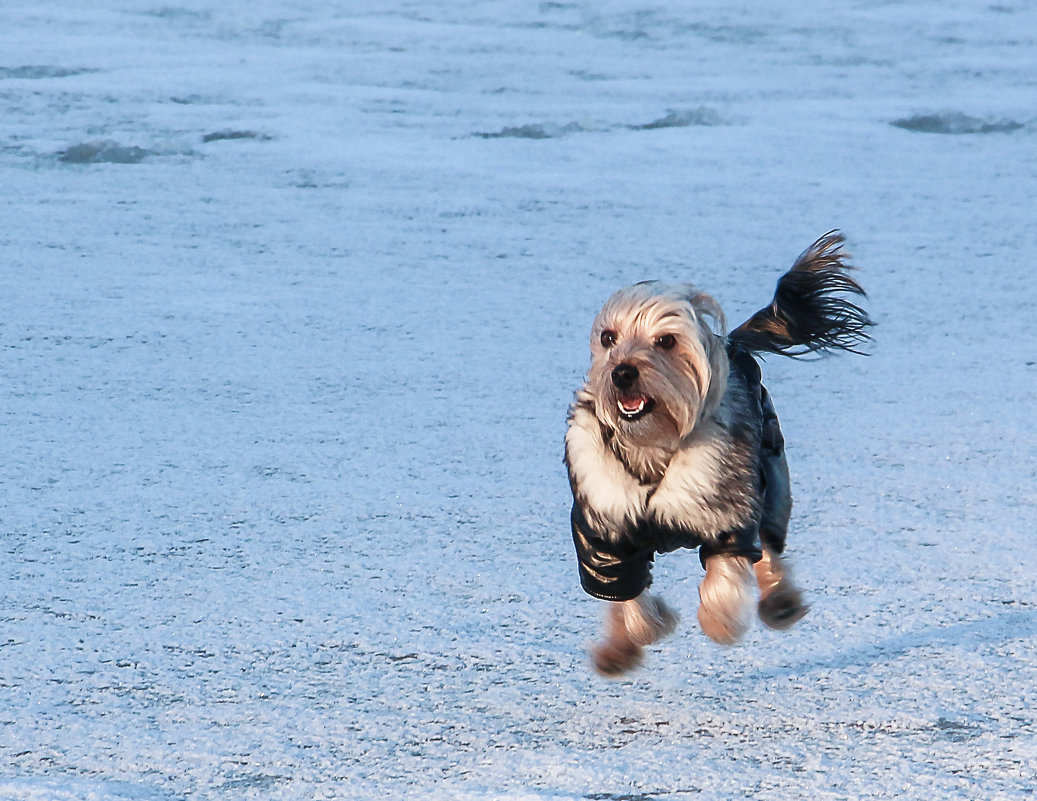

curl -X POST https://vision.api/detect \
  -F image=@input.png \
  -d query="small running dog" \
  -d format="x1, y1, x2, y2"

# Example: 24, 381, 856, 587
565, 231, 872, 675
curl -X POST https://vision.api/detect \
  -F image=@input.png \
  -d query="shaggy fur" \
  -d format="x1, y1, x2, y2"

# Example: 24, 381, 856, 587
566, 231, 872, 675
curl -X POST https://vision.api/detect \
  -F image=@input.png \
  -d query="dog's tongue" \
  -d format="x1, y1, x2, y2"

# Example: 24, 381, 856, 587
620, 396, 646, 413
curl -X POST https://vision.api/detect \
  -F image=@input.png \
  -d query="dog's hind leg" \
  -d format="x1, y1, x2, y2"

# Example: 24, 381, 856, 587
755, 547, 808, 630
592, 592, 678, 676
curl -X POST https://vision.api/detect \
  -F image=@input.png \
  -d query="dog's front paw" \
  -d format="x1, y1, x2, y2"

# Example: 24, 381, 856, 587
758, 582, 808, 630
591, 638, 643, 676
624, 593, 679, 646
697, 555, 755, 645
697, 602, 752, 645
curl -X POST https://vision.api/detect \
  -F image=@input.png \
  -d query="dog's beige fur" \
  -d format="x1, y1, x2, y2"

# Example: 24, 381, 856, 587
585, 285, 728, 484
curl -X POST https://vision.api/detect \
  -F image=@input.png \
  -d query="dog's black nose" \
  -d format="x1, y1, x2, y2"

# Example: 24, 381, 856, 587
611, 363, 639, 389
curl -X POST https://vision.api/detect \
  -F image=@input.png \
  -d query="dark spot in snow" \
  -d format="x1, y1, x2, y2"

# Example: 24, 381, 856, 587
891, 112, 1025, 134
629, 108, 724, 130
476, 109, 725, 139
475, 122, 588, 139
59, 140, 149, 164
934, 717, 979, 743
0, 65, 95, 80
143, 7, 213, 22
202, 129, 273, 143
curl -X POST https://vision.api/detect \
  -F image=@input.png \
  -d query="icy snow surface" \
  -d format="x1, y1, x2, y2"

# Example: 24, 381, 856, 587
2, 1, 1036, 799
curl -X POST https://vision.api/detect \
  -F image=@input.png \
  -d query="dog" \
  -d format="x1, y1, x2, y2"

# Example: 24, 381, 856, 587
564, 231, 872, 675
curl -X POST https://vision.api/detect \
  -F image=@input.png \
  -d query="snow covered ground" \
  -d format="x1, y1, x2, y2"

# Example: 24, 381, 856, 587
2, 1, 1036, 798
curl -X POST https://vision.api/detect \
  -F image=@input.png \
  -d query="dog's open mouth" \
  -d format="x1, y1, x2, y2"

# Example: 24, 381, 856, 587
617, 395, 655, 421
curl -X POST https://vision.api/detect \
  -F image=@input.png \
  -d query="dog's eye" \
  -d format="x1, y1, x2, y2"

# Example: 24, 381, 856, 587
600, 330, 617, 348
655, 334, 677, 350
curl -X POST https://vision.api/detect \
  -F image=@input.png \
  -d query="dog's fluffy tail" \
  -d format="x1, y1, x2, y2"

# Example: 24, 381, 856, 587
729, 231, 873, 357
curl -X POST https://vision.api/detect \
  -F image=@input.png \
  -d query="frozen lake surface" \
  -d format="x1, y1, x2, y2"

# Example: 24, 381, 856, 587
2, 1, 1035, 799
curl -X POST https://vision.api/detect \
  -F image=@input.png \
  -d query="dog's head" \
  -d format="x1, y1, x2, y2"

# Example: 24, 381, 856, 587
586, 282, 729, 449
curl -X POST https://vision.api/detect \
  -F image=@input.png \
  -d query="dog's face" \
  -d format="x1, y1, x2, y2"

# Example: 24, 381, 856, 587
586, 282, 729, 449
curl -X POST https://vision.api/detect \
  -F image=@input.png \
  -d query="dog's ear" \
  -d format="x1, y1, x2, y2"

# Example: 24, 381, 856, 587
685, 291, 726, 337
697, 327, 728, 423
682, 290, 728, 425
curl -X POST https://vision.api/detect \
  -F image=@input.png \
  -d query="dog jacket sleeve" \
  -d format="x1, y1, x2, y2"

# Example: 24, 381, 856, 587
696, 523, 763, 568
570, 502, 655, 602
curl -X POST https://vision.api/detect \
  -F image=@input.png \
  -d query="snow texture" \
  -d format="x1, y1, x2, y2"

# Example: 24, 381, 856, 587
1, 1, 1035, 799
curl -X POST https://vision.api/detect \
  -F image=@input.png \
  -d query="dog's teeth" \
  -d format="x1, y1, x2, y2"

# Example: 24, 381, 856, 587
618, 399, 646, 416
